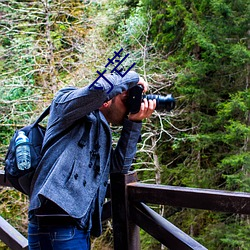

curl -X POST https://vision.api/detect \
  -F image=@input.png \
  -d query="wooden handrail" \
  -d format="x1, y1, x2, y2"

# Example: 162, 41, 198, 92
110, 172, 250, 250
0, 170, 12, 187
0, 216, 28, 250
130, 202, 207, 250
127, 182, 250, 214
1, 170, 250, 250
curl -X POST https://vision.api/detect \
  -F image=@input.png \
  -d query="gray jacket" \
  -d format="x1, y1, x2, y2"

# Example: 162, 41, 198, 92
29, 71, 142, 236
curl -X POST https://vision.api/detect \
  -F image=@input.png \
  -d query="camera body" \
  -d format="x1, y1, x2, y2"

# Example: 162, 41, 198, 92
127, 85, 175, 114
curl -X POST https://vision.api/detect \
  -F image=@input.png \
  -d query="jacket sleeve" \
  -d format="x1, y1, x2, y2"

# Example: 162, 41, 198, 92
45, 71, 139, 136
52, 71, 139, 124
111, 118, 142, 174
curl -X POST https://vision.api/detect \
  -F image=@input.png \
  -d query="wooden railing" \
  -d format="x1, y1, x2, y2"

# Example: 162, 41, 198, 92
1, 170, 250, 250
0, 170, 29, 250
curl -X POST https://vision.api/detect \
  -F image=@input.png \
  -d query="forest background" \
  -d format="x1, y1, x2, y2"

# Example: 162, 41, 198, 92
0, 0, 249, 249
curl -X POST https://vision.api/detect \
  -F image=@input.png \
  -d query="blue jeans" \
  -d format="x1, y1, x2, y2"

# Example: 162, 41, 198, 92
28, 222, 90, 250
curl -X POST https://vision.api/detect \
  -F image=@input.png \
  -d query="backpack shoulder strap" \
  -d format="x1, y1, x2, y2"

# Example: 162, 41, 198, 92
34, 105, 50, 126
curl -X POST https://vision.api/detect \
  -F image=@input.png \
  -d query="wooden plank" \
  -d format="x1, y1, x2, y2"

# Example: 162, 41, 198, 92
110, 172, 140, 250
0, 216, 28, 250
101, 200, 112, 222
0, 170, 12, 187
128, 183, 250, 214
130, 202, 207, 250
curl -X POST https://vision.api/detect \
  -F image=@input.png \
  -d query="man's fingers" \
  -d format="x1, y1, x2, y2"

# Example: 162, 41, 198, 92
128, 99, 156, 121
144, 99, 156, 117
148, 99, 156, 115
138, 77, 148, 92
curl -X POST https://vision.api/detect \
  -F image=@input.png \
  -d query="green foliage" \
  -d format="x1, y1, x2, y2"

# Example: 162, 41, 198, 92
1, 0, 250, 249
0, 1, 97, 249
140, 229, 159, 249
197, 215, 250, 250
117, 7, 148, 48
109, 0, 250, 248
0, 188, 28, 236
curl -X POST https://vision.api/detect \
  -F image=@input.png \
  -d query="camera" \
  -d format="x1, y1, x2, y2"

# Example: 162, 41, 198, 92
127, 85, 175, 114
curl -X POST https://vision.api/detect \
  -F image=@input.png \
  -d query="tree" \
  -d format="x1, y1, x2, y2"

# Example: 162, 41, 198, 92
0, 0, 94, 241
0, 0, 93, 162
104, 0, 250, 249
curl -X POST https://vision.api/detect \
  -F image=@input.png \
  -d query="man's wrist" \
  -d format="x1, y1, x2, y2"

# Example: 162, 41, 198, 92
127, 115, 143, 123
124, 117, 142, 127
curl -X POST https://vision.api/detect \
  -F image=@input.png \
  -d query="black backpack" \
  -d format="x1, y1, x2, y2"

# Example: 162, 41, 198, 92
4, 106, 50, 195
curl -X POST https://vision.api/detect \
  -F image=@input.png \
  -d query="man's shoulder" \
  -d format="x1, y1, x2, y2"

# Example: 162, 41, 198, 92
56, 86, 77, 95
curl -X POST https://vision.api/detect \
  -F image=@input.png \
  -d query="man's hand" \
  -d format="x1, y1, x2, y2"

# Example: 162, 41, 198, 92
128, 98, 156, 122
137, 77, 148, 93
128, 77, 156, 121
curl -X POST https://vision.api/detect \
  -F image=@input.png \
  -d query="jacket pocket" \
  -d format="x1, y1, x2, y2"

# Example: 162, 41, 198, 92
65, 159, 77, 184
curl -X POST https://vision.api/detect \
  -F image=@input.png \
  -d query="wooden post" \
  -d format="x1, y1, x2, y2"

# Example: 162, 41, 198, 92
110, 171, 140, 250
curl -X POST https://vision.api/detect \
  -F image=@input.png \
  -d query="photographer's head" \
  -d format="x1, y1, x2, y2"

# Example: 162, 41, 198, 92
99, 78, 156, 125
99, 91, 129, 125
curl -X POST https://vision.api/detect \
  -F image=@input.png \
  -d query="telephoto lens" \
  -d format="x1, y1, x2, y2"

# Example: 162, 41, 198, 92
143, 94, 175, 112
127, 85, 176, 114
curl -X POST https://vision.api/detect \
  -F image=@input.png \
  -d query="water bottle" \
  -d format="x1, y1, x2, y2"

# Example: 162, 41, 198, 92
15, 131, 31, 170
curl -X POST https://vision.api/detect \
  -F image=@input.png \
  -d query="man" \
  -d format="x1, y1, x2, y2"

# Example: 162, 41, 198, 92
28, 71, 156, 250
